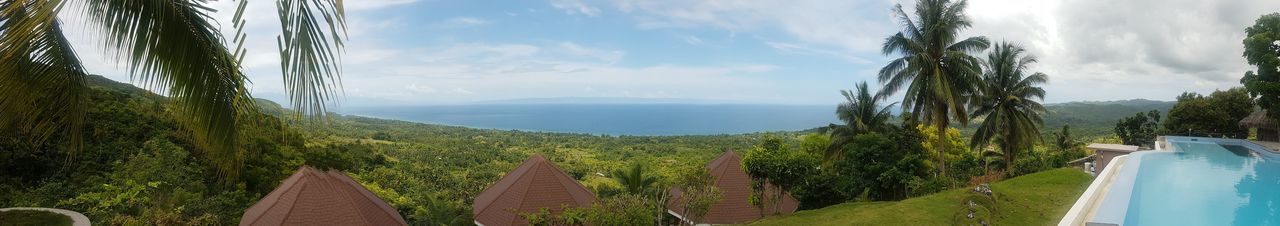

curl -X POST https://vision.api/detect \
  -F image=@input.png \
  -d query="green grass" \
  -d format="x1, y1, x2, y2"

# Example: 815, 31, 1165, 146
748, 168, 1093, 226
0, 210, 73, 226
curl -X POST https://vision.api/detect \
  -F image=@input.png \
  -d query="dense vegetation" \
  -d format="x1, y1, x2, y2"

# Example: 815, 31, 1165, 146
1164, 88, 1254, 138
4, 2, 1269, 226
0, 75, 784, 225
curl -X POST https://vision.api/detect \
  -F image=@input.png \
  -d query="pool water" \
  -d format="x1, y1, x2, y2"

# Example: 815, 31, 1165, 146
1124, 142, 1280, 225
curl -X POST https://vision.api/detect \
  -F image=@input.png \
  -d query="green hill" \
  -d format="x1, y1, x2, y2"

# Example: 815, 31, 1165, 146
951, 99, 1175, 138
1041, 99, 1174, 137
748, 168, 1092, 226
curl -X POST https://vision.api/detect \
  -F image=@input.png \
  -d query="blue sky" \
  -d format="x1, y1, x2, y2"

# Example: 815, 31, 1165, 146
65, 0, 1280, 107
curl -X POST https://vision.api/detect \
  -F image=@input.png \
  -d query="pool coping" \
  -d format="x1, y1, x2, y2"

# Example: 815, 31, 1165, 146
1057, 154, 1128, 226
1058, 136, 1279, 226
0, 207, 91, 226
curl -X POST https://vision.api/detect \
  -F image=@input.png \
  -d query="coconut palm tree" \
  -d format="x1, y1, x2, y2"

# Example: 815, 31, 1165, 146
878, 0, 989, 177
969, 42, 1047, 173
611, 164, 659, 195
824, 81, 896, 164
0, 0, 347, 179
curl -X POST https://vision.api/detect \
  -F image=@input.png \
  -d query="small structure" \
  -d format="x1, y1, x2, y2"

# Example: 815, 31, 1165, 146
666, 151, 799, 225
1087, 143, 1139, 173
241, 166, 408, 226
473, 155, 597, 226
1240, 111, 1279, 142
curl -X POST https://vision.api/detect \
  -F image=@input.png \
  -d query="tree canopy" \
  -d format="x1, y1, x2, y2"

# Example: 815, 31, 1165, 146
1241, 13, 1280, 120
1164, 88, 1254, 138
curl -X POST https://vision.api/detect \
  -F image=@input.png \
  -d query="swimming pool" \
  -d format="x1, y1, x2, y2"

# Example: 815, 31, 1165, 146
1113, 139, 1280, 225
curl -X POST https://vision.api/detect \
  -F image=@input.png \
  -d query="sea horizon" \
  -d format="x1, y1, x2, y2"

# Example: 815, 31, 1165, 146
339, 103, 841, 136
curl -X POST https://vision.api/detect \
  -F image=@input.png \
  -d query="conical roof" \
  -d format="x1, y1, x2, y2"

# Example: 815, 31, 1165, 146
473, 155, 597, 226
667, 151, 799, 224
240, 166, 407, 226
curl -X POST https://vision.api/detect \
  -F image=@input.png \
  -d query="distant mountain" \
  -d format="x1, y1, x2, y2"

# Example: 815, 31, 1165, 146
1038, 99, 1176, 137
473, 97, 753, 105
1047, 99, 1173, 108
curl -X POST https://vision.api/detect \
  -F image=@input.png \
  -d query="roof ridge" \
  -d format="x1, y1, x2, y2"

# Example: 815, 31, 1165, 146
329, 169, 408, 225
474, 155, 545, 223
326, 170, 375, 225
278, 167, 318, 225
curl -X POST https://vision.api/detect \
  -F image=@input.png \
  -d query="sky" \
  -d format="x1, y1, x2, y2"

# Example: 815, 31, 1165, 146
61, 0, 1280, 107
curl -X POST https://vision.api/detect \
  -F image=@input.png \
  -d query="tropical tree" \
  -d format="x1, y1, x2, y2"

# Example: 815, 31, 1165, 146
0, 0, 348, 179
742, 137, 819, 215
1240, 13, 1280, 120
878, 0, 990, 177
610, 163, 659, 195
1115, 110, 1161, 147
968, 42, 1047, 173
824, 81, 896, 163
1164, 88, 1253, 138
671, 168, 720, 226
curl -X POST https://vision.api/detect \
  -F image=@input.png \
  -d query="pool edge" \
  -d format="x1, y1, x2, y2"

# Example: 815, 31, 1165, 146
1058, 154, 1129, 226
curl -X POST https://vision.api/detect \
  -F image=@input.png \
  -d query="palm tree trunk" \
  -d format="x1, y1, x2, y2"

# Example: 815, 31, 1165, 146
936, 111, 949, 178
938, 123, 948, 178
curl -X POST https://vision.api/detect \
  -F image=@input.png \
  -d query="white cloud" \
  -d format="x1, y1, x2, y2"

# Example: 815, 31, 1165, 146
346, 0, 419, 11
956, 0, 1280, 102
609, 0, 893, 53
558, 42, 625, 64
328, 40, 780, 104
684, 35, 704, 45
598, 0, 1280, 102
766, 42, 871, 64
550, 0, 602, 16
435, 17, 491, 28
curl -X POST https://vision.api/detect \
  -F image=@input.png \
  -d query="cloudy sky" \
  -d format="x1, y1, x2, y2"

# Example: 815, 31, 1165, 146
63, 0, 1280, 106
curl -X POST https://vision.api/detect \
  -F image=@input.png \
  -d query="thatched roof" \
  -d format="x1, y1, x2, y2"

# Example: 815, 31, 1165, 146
1240, 111, 1278, 129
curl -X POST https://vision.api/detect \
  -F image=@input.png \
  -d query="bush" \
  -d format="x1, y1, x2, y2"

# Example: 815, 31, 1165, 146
1010, 153, 1052, 177
908, 176, 955, 198
795, 170, 848, 209
835, 127, 929, 201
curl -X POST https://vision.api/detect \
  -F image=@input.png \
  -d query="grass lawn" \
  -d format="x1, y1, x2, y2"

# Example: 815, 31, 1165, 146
0, 210, 73, 226
748, 168, 1093, 226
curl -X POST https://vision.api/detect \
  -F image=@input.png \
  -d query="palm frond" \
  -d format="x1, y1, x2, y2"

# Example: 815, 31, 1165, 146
0, 0, 88, 156
81, 0, 254, 179
277, 0, 347, 117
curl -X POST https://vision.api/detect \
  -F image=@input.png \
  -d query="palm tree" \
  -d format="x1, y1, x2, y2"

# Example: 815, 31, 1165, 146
969, 42, 1047, 173
1052, 124, 1081, 152
0, 0, 347, 179
611, 164, 658, 195
825, 81, 896, 163
878, 0, 989, 177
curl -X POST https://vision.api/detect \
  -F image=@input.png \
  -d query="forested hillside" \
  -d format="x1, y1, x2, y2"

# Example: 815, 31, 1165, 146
1040, 100, 1175, 137
0, 75, 1159, 225
949, 99, 1175, 138
0, 75, 783, 225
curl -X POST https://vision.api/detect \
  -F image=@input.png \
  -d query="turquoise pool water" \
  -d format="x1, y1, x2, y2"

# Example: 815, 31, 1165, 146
1124, 142, 1280, 225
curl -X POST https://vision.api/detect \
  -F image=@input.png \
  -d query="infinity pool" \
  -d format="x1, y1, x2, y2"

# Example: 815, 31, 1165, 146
1123, 141, 1280, 225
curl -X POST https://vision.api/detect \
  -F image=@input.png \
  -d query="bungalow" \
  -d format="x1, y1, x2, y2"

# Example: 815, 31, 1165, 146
666, 151, 799, 225
473, 155, 597, 226
1240, 110, 1279, 142
240, 166, 408, 226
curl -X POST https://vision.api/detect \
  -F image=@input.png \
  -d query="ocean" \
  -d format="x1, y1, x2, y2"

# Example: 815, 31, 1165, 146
340, 104, 839, 136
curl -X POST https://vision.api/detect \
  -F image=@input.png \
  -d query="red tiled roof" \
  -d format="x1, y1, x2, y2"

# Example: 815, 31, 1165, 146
666, 151, 800, 224
473, 155, 598, 226
240, 166, 408, 226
